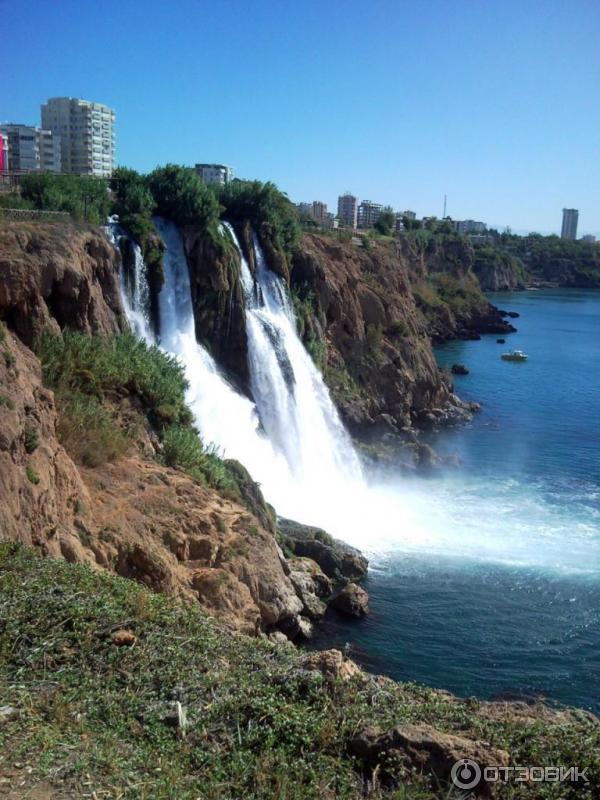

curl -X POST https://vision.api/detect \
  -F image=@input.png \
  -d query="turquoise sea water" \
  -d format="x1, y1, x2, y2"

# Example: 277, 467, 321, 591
312, 289, 600, 711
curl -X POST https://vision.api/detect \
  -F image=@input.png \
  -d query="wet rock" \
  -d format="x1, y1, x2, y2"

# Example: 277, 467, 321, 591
278, 518, 368, 584
451, 363, 469, 375
331, 582, 369, 617
288, 558, 329, 620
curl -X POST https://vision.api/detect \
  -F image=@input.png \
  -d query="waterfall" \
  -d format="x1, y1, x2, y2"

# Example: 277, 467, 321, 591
105, 218, 153, 343
150, 217, 293, 490
232, 224, 363, 486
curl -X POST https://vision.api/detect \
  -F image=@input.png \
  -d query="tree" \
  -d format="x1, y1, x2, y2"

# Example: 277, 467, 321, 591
20, 173, 111, 223
146, 164, 221, 228
110, 167, 154, 219
374, 206, 395, 236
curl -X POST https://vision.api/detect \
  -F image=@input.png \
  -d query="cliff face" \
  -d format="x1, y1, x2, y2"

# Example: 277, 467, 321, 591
183, 224, 249, 388
292, 234, 453, 435
472, 247, 526, 291
0, 222, 125, 346
0, 221, 311, 636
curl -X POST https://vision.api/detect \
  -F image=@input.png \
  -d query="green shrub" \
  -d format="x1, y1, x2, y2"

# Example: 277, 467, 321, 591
19, 173, 111, 223
161, 424, 237, 493
146, 164, 222, 229
0, 394, 14, 410
216, 179, 300, 257
37, 331, 192, 429
25, 466, 39, 485
0, 322, 5, 344
23, 424, 39, 453
55, 391, 132, 467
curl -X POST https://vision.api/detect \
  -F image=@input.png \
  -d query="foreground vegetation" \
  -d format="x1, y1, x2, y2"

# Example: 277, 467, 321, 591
0, 545, 597, 799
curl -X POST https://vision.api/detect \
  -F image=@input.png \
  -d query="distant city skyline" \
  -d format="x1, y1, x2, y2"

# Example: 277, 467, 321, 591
2, 0, 598, 236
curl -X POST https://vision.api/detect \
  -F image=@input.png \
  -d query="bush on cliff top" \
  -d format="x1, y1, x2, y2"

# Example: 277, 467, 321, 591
19, 172, 111, 224
1, 544, 598, 800
146, 164, 222, 229
216, 179, 301, 257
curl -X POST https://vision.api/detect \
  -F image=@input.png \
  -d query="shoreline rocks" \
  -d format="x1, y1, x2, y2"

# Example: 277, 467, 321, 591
331, 582, 369, 617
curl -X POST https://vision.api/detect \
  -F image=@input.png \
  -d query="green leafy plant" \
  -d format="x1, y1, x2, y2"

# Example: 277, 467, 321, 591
25, 466, 39, 485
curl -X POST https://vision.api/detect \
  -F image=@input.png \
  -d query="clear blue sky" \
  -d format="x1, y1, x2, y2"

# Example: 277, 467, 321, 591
2, 0, 599, 235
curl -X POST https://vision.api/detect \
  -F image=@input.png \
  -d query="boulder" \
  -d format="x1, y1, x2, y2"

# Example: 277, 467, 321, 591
301, 649, 362, 681
451, 363, 469, 375
349, 723, 510, 794
331, 582, 369, 617
278, 517, 368, 583
287, 558, 330, 620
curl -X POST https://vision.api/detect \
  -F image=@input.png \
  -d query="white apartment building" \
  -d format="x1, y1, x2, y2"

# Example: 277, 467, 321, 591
0, 124, 61, 172
41, 97, 116, 177
195, 163, 234, 184
337, 193, 358, 228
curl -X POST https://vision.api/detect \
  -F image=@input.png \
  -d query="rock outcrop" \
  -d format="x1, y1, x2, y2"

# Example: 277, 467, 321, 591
278, 517, 368, 583
331, 582, 369, 617
350, 723, 510, 795
0, 222, 124, 346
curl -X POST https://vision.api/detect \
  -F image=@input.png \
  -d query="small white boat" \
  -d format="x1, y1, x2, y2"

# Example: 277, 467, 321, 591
501, 350, 528, 362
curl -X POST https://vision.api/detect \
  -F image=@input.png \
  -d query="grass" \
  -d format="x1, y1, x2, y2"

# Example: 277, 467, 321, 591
1, 545, 597, 799
23, 422, 39, 453
54, 390, 133, 467
35, 329, 267, 514
161, 424, 238, 494
37, 330, 192, 429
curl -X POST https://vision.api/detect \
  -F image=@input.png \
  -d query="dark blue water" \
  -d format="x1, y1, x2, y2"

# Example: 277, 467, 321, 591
313, 290, 600, 711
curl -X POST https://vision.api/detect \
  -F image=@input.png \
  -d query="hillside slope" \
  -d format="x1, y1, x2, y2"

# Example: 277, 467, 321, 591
1, 546, 597, 800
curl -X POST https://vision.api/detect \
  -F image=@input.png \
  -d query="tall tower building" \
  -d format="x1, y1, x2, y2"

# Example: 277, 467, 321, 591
561, 208, 579, 240
41, 97, 116, 177
337, 193, 358, 228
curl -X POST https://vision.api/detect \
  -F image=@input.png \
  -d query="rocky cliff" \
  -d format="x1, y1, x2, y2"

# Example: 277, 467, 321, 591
290, 232, 512, 439
178, 222, 516, 459
0, 221, 336, 638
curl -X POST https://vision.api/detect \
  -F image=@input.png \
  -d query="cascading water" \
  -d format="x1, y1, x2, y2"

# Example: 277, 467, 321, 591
108, 217, 599, 574
234, 225, 363, 485
105, 218, 153, 343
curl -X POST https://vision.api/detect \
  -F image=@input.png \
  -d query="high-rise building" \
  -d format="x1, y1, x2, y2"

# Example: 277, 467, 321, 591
561, 208, 579, 240
195, 163, 233, 184
0, 124, 61, 173
337, 193, 358, 228
0, 133, 7, 172
311, 201, 328, 224
357, 200, 383, 229
41, 97, 116, 177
